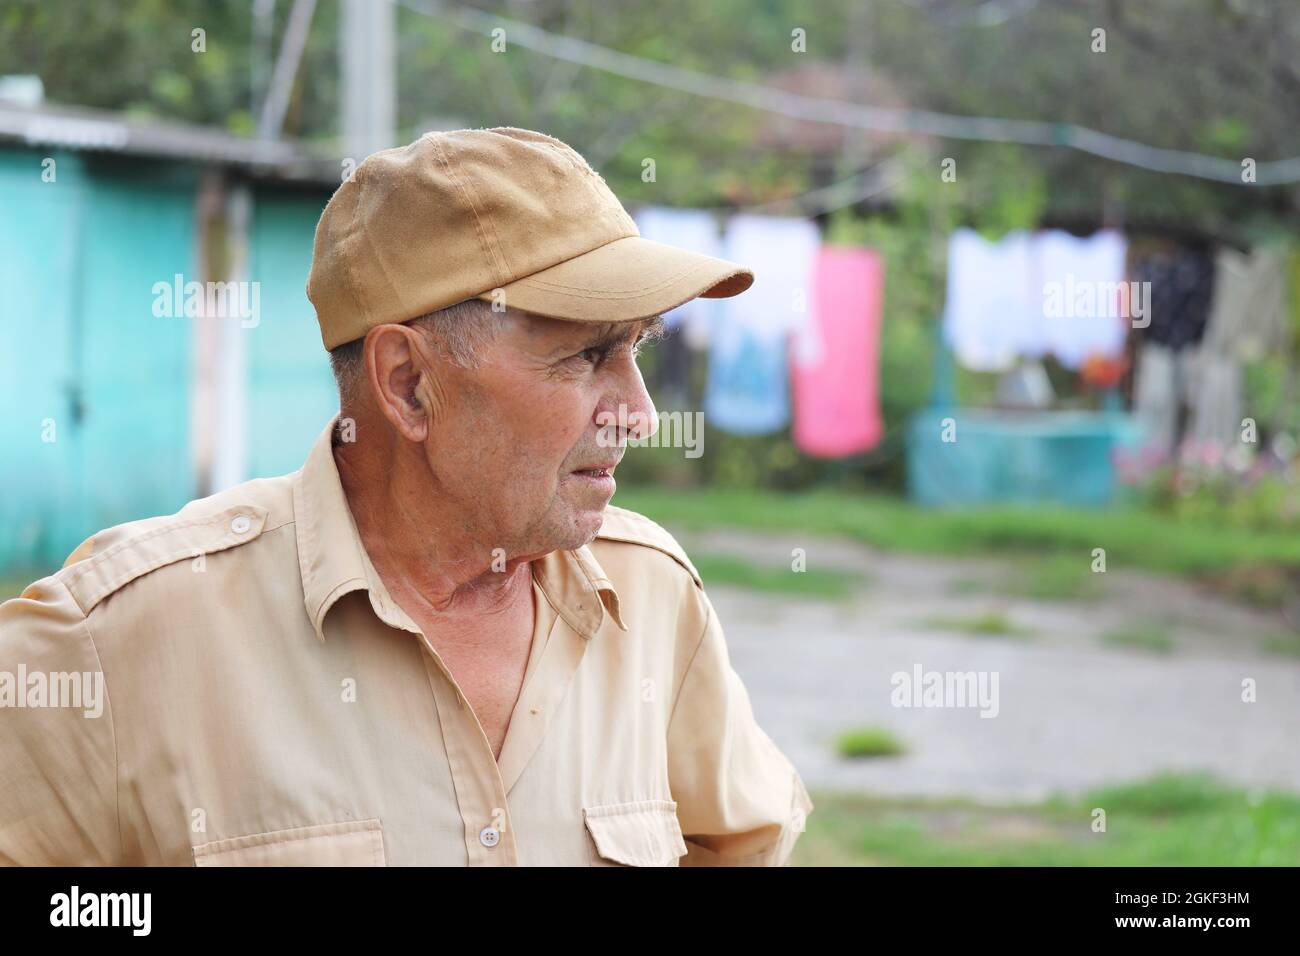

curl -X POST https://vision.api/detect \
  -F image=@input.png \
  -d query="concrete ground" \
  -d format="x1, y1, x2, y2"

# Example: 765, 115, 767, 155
675, 527, 1300, 803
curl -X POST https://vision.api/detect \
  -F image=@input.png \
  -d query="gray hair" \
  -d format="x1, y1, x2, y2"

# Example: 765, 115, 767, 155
328, 297, 501, 409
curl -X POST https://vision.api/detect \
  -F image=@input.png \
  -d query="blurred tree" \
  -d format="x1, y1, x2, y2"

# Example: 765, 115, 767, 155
5, 0, 1296, 492
4, 0, 1295, 226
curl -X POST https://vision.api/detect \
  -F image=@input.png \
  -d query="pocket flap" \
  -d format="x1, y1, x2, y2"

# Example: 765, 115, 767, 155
583, 800, 688, 866
192, 818, 385, 866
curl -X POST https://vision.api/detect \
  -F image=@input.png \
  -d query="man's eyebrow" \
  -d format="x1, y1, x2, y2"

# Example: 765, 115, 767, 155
569, 316, 666, 353
635, 315, 667, 343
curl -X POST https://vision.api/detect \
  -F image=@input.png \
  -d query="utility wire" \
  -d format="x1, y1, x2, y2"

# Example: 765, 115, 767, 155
396, 0, 1300, 186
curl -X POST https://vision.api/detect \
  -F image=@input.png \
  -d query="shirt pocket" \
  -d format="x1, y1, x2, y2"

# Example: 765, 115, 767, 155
192, 819, 386, 866
583, 799, 688, 866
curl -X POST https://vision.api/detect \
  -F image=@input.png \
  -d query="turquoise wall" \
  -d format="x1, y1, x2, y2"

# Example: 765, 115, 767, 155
0, 149, 196, 575
0, 149, 80, 573
246, 188, 338, 479
0, 149, 337, 578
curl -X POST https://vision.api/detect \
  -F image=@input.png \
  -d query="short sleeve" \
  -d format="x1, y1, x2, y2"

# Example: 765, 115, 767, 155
666, 587, 814, 866
0, 576, 121, 866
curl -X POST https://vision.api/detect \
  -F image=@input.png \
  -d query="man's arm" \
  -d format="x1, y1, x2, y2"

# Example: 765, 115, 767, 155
667, 587, 813, 866
0, 576, 121, 866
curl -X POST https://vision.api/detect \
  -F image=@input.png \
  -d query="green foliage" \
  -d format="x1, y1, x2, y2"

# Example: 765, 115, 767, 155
10, 0, 1299, 500
1244, 356, 1300, 437
1130, 454, 1300, 533
954, 144, 1049, 238
4, 0, 1294, 237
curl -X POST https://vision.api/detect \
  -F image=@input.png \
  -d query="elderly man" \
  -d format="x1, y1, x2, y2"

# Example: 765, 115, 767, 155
0, 127, 813, 866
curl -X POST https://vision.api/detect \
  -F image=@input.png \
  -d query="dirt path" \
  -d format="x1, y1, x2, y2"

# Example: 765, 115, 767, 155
672, 527, 1300, 802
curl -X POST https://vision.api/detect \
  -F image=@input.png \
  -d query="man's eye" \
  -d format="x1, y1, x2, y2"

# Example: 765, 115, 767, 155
577, 347, 606, 365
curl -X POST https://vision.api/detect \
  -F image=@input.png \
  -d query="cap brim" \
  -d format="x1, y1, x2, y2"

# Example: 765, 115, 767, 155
477, 235, 753, 323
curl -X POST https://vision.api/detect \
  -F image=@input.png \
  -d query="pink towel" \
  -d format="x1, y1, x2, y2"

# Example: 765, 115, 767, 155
792, 246, 884, 458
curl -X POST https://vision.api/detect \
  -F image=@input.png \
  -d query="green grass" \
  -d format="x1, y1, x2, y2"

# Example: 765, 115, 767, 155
1101, 621, 1175, 653
956, 555, 1101, 600
836, 726, 906, 758
1010, 554, 1102, 600
690, 552, 859, 599
1263, 631, 1300, 657
612, 486, 1300, 580
793, 773, 1300, 866
923, 609, 1033, 638
1210, 563, 1298, 608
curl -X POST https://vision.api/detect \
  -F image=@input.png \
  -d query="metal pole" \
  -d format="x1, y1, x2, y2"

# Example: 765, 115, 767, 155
341, 0, 395, 161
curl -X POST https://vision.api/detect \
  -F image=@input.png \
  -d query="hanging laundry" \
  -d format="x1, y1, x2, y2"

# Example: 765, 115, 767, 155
791, 246, 884, 458
1183, 347, 1244, 457
704, 214, 820, 436
941, 228, 1037, 372
1201, 245, 1288, 362
717, 213, 821, 342
704, 309, 791, 435
1033, 229, 1129, 370
1133, 342, 1182, 459
1181, 245, 1287, 457
1130, 246, 1216, 351
634, 206, 724, 350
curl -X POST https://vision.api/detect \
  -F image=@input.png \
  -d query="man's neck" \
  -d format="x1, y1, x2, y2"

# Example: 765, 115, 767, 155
332, 435, 531, 621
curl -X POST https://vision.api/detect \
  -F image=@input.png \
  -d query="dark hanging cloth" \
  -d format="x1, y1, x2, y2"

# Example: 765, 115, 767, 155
1131, 246, 1216, 351
653, 325, 692, 411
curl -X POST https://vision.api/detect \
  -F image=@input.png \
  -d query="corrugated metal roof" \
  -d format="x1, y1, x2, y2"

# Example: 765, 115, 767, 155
0, 100, 339, 183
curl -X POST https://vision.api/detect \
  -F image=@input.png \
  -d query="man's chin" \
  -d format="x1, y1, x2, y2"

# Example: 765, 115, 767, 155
554, 503, 609, 551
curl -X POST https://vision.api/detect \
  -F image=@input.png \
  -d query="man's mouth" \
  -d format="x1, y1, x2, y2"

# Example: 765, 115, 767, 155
573, 466, 614, 478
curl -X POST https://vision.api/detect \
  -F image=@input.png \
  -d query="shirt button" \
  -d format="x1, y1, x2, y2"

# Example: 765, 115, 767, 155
479, 825, 500, 848
230, 514, 252, 534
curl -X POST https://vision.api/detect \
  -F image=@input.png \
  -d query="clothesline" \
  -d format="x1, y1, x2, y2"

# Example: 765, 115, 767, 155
639, 205, 1296, 467
398, 0, 1300, 186
624, 159, 906, 219
638, 207, 884, 457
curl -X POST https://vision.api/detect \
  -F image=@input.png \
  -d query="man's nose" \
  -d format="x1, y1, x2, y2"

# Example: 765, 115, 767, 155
598, 358, 658, 442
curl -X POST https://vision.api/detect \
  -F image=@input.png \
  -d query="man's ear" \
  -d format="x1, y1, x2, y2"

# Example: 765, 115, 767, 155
413, 370, 439, 418
408, 330, 453, 426
364, 324, 441, 442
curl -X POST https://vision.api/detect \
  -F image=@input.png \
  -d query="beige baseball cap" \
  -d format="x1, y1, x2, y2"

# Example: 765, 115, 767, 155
306, 126, 754, 350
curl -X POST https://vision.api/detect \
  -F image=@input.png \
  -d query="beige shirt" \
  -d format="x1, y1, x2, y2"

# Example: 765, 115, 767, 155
0, 417, 812, 866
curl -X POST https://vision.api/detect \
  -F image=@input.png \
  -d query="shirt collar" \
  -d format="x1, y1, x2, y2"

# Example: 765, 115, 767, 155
292, 414, 626, 642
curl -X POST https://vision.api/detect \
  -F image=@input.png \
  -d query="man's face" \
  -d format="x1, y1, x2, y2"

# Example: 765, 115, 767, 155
422, 308, 660, 558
